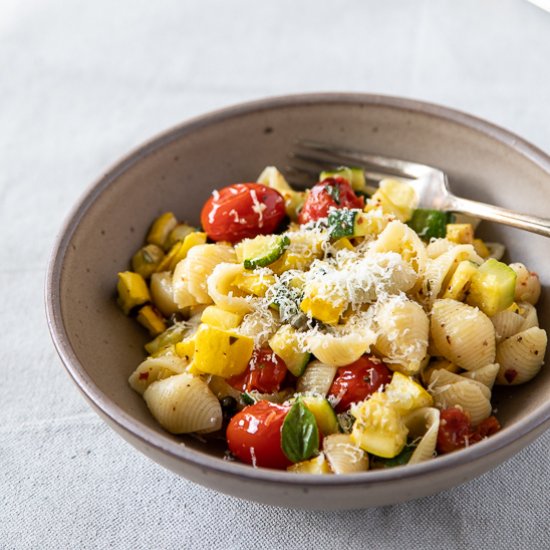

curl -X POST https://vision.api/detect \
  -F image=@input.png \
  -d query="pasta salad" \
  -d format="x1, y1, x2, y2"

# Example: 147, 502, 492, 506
117, 166, 546, 473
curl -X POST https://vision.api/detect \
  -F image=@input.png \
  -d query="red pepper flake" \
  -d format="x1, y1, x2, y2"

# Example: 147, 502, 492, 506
504, 369, 517, 383
139, 372, 149, 380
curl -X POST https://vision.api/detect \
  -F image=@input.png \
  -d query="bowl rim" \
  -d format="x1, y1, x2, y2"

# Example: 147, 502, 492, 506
45, 92, 550, 487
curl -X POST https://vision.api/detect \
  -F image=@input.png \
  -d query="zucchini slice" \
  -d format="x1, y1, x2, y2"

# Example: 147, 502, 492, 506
242, 235, 290, 270
327, 208, 370, 239
407, 209, 452, 240
302, 395, 340, 436
268, 325, 310, 376
466, 258, 517, 316
320, 166, 368, 194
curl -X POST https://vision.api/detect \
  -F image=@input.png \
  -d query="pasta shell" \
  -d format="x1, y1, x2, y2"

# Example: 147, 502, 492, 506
144, 373, 222, 434
431, 379, 492, 425
307, 329, 376, 367
371, 220, 427, 277
404, 407, 440, 464
461, 363, 500, 389
518, 302, 539, 332
429, 369, 492, 400
323, 434, 369, 474
128, 355, 187, 395
491, 310, 524, 343
495, 327, 547, 385
185, 244, 237, 303
510, 263, 541, 305
430, 299, 495, 371
374, 297, 429, 375
486, 242, 505, 261
420, 358, 460, 386
150, 272, 180, 316
207, 262, 253, 315
297, 360, 338, 396
172, 259, 199, 309
426, 238, 454, 259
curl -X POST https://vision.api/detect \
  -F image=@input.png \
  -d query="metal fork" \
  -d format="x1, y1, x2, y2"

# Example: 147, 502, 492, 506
289, 140, 550, 238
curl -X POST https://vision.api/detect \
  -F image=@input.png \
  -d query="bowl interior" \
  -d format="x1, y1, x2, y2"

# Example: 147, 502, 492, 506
55, 96, 550, 462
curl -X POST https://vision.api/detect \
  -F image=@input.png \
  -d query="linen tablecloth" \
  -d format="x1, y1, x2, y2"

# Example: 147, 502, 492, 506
2, 0, 549, 547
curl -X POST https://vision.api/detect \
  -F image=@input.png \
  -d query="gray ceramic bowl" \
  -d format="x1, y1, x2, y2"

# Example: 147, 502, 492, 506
46, 93, 550, 509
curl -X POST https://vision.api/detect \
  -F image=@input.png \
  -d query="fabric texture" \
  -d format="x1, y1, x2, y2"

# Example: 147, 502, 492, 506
1, 0, 549, 548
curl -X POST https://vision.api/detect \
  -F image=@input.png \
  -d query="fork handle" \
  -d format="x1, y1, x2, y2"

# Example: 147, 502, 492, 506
448, 196, 550, 238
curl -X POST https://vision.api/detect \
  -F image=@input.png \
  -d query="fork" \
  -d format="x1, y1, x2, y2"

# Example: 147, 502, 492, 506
289, 140, 550, 238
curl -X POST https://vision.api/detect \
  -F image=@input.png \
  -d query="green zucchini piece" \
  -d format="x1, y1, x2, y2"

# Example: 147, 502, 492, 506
268, 325, 310, 376
407, 209, 452, 240
144, 322, 188, 355
131, 244, 165, 279
466, 258, 517, 316
320, 166, 368, 194
243, 235, 290, 270
327, 208, 370, 239
371, 443, 416, 469
302, 395, 340, 436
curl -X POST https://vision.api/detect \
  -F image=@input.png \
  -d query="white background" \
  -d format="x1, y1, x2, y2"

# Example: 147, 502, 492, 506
1, 1, 549, 548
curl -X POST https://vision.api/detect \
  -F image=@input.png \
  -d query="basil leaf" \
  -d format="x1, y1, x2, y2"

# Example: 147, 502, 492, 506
240, 392, 255, 406
371, 444, 416, 469
281, 398, 319, 463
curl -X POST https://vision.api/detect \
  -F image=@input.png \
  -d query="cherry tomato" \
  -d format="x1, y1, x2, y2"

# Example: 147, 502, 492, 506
328, 355, 392, 413
469, 416, 501, 444
298, 177, 364, 225
227, 347, 288, 394
226, 401, 291, 469
201, 183, 286, 242
436, 407, 471, 454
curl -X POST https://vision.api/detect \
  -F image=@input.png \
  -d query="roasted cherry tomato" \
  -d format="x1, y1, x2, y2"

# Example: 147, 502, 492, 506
227, 347, 288, 394
436, 407, 471, 454
469, 416, 501, 444
298, 177, 364, 225
328, 355, 392, 413
201, 183, 286, 243
226, 400, 291, 469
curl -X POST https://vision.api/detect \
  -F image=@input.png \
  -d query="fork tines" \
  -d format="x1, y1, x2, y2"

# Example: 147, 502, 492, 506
289, 140, 433, 184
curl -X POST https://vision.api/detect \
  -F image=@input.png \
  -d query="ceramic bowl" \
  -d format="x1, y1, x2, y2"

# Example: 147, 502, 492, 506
46, 94, 550, 509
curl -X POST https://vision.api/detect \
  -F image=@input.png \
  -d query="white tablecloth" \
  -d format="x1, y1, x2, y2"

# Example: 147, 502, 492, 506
2, 0, 550, 547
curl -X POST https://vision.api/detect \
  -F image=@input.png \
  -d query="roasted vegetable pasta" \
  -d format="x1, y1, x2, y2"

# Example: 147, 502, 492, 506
117, 165, 546, 473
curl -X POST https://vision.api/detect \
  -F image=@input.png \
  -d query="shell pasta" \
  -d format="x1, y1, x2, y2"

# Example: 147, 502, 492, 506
116, 165, 546, 473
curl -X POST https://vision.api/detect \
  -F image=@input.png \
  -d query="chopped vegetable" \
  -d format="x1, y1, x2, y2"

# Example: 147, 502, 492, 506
384, 372, 433, 414
407, 209, 451, 240
200, 306, 243, 330
166, 223, 197, 249
467, 258, 517, 316
192, 324, 254, 377
146, 212, 178, 249
320, 166, 368, 194
131, 244, 165, 278
117, 271, 151, 315
351, 394, 408, 458
302, 395, 340, 436
268, 325, 310, 376
233, 271, 276, 297
242, 234, 291, 269
446, 223, 474, 244
145, 322, 189, 355
288, 453, 332, 474
442, 260, 478, 301
136, 305, 166, 336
